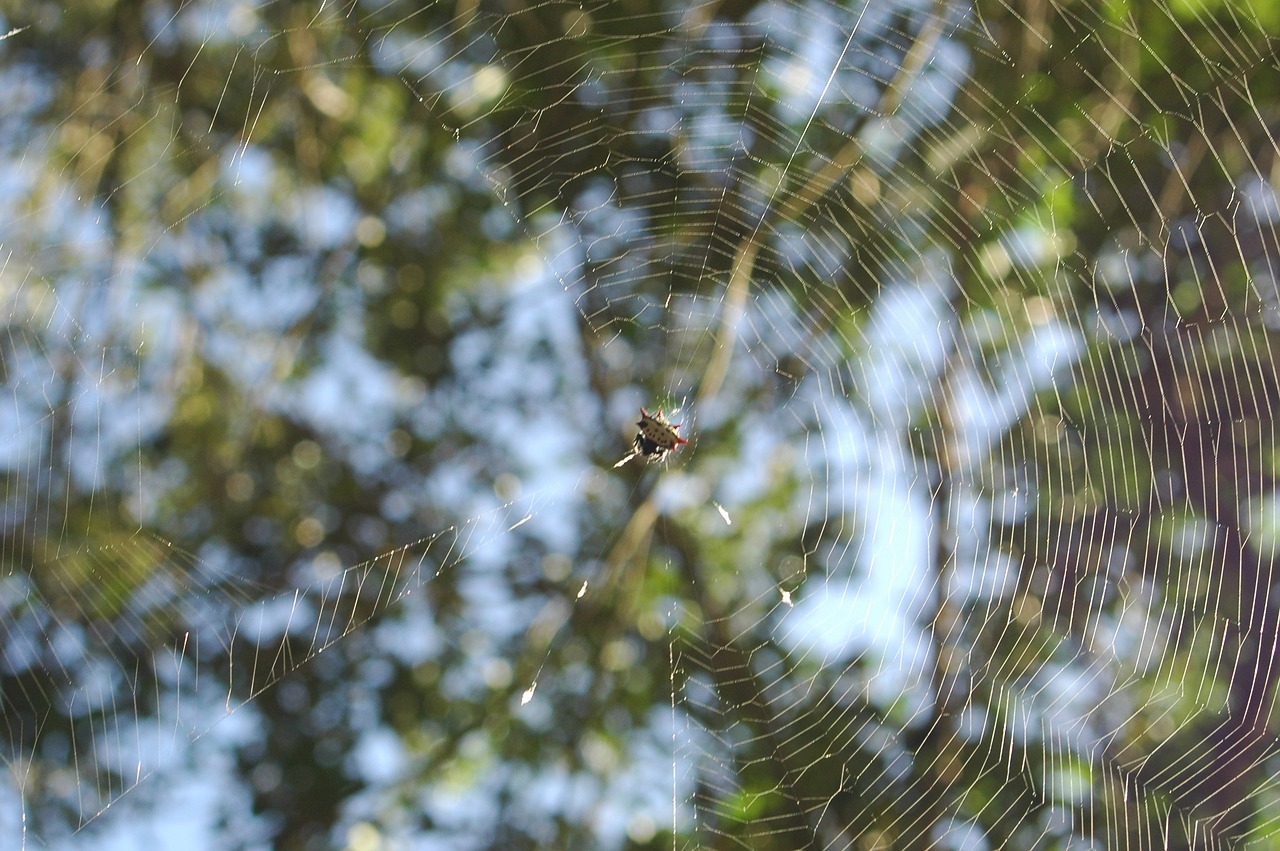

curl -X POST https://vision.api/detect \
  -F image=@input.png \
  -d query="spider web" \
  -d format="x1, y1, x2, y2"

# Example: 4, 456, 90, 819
3, 0, 1280, 848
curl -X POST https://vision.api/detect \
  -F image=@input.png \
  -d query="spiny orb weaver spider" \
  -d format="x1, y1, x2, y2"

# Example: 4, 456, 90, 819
613, 407, 690, 467
632, 407, 688, 460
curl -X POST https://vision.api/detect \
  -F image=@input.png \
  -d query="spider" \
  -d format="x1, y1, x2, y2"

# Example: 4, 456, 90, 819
632, 407, 688, 461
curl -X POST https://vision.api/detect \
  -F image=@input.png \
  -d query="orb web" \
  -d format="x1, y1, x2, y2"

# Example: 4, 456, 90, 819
2, 0, 1279, 848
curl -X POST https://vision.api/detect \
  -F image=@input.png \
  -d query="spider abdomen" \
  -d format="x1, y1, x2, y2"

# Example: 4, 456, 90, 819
632, 407, 688, 460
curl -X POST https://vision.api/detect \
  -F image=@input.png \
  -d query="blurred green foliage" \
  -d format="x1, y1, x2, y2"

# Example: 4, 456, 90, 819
3, 0, 1280, 848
